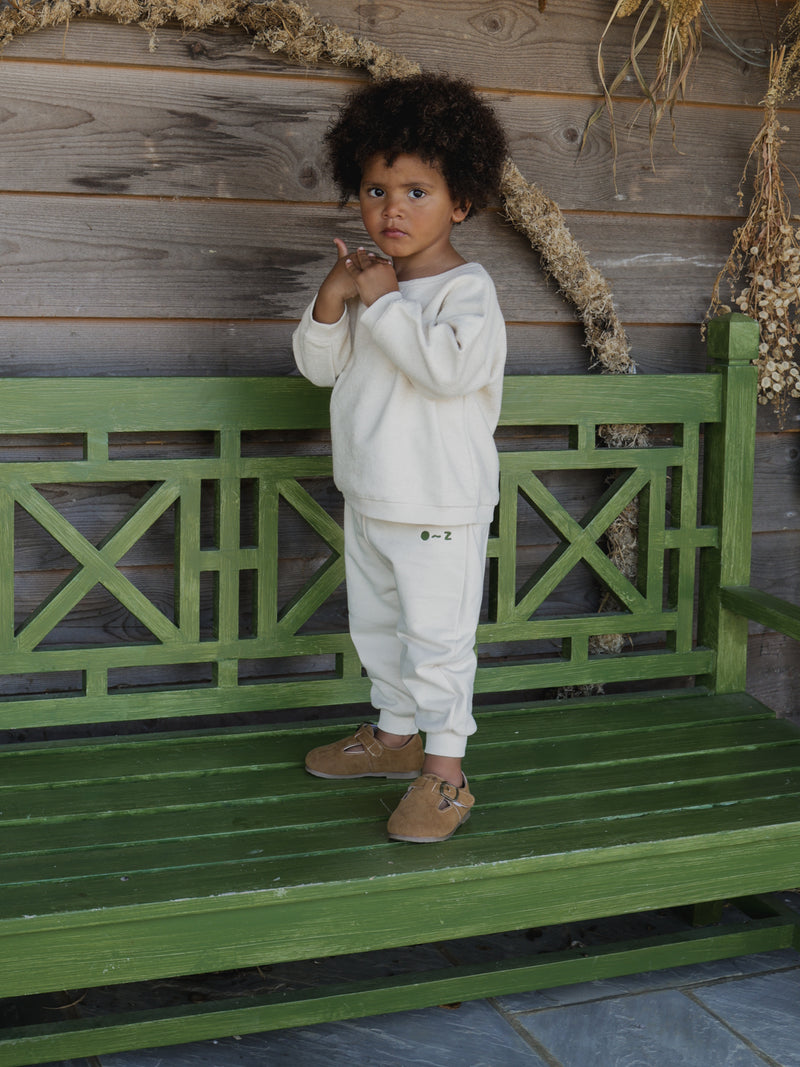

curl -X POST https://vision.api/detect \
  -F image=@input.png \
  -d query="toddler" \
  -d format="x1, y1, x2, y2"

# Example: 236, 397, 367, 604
292, 72, 508, 842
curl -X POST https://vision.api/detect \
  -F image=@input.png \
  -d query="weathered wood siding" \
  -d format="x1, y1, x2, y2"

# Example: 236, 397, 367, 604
1, 2, 798, 717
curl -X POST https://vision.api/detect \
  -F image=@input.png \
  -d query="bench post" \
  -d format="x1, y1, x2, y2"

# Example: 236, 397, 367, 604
697, 312, 759, 693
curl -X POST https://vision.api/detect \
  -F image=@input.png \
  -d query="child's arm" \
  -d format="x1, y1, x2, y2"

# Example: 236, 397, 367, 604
311, 239, 358, 324
294, 241, 400, 387
293, 240, 363, 386
360, 270, 505, 399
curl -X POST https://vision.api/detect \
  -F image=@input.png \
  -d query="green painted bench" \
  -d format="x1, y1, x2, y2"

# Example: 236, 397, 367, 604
2, 313, 800, 1065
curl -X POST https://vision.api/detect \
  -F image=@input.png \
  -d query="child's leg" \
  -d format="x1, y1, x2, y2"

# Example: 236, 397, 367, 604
389, 521, 489, 767
343, 505, 419, 738
348, 515, 488, 841
353, 517, 489, 786
303, 506, 425, 781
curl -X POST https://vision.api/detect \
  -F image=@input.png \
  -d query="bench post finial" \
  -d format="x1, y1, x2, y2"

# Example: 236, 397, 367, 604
706, 311, 760, 367
698, 313, 759, 693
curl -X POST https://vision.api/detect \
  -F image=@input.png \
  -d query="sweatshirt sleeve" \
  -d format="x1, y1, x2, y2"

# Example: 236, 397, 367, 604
358, 270, 504, 399
292, 299, 353, 387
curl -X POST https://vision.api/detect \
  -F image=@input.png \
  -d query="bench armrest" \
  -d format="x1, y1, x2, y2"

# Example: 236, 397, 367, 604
720, 585, 800, 642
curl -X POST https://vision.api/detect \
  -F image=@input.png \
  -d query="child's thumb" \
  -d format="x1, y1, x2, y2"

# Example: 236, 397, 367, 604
333, 238, 349, 259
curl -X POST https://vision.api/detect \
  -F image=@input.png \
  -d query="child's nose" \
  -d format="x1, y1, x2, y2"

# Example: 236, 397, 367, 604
382, 193, 404, 216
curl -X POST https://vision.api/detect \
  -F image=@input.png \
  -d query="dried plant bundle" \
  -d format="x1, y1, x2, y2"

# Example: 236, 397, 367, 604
708, 46, 800, 418
585, 0, 703, 176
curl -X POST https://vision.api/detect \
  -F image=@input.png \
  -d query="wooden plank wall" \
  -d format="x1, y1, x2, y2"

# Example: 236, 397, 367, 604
1, 1, 798, 718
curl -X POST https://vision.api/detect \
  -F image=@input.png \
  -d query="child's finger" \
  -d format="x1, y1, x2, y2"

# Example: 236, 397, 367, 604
354, 247, 373, 270
333, 238, 349, 260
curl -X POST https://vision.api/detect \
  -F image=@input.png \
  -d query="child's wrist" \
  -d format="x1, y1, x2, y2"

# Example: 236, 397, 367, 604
312, 291, 345, 324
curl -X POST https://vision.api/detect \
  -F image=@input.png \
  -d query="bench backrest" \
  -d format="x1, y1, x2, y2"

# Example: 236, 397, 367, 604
0, 315, 758, 733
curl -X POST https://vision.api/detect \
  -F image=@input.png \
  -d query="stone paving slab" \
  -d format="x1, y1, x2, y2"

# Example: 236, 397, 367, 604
512, 987, 782, 1067
691, 969, 800, 1067
102, 999, 552, 1067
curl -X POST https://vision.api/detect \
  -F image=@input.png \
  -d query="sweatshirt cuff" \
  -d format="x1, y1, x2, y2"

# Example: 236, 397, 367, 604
302, 300, 349, 336
359, 290, 403, 330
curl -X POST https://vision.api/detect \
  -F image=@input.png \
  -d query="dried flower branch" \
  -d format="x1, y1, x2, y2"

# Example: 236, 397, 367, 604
708, 45, 800, 419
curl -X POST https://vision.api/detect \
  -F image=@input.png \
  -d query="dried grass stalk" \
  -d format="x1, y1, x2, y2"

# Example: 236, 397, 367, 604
500, 159, 635, 376
585, 0, 703, 178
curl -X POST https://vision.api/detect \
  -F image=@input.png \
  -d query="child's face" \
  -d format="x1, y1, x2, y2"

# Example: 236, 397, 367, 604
358, 153, 470, 278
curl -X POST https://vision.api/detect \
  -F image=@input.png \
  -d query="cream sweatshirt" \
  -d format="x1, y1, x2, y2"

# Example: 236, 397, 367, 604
292, 262, 507, 526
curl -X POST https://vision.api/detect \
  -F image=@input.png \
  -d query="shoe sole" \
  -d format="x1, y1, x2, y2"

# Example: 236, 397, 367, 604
388, 811, 471, 843
305, 767, 421, 780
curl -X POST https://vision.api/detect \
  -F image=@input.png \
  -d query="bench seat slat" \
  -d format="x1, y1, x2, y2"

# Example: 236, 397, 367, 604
6, 768, 800, 887
0, 691, 778, 788
2, 713, 797, 826
4, 739, 800, 859
3, 699, 800, 919
2, 795, 799, 960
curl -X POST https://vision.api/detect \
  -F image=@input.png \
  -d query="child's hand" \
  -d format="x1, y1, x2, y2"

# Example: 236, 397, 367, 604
312, 239, 360, 324
343, 245, 399, 307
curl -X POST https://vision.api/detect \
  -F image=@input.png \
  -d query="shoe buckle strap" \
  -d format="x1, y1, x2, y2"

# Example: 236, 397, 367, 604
438, 780, 462, 805
356, 723, 383, 758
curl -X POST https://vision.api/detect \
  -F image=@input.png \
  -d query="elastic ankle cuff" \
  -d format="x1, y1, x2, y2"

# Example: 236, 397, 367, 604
377, 710, 418, 739
423, 730, 468, 759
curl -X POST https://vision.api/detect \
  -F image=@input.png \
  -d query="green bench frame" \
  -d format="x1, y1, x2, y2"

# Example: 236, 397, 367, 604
2, 313, 800, 1064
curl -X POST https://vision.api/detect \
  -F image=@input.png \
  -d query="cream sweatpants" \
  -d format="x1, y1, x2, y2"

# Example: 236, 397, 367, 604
344, 504, 490, 759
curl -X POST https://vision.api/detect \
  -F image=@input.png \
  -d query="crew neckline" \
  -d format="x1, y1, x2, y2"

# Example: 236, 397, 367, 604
397, 261, 479, 287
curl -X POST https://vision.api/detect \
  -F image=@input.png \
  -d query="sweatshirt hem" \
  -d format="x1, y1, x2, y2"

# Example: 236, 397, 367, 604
344, 494, 496, 527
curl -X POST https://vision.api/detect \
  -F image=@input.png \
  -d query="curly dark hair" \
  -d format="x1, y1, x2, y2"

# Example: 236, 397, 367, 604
324, 73, 508, 220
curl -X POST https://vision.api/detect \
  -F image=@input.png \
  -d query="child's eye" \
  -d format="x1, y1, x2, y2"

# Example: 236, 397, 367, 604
367, 187, 384, 198
409, 189, 426, 200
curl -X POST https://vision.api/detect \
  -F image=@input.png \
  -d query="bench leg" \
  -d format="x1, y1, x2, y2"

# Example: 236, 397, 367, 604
690, 900, 725, 926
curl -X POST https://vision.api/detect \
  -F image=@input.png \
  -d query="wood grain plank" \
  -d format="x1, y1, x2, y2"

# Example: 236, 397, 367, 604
0, 62, 339, 203
9, 761, 800, 863
747, 630, 800, 722
0, 692, 771, 784
2, 62, 794, 216
5, 734, 799, 830
0, 196, 738, 323
0, 320, 714, 377
3, 715, 795, 824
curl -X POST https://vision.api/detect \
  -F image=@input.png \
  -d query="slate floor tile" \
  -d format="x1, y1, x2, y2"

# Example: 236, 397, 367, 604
513, 989, 774, 1067
495, 948, 800, 1013
691, 969, 800, 1067
101, 999, 550, 1067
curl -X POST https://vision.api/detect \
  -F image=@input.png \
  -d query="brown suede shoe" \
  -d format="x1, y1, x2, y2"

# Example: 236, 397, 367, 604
387, 773, 474, 842
305, 723, 424, 780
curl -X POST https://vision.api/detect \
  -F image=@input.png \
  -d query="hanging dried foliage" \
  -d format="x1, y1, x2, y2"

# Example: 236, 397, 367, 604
707, 35, 800, 420
585, 0, 704, 175
500, 160, 635, 377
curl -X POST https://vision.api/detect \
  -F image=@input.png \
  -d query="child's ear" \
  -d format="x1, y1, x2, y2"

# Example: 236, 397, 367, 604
452, 201, 471, 224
